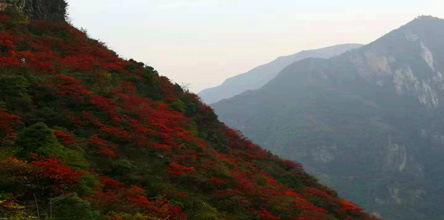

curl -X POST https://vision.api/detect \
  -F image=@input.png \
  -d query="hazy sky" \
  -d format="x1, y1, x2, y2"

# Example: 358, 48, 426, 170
67, 0, 444, 92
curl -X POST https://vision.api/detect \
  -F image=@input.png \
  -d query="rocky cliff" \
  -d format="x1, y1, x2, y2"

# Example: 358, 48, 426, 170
5, 0, 67, 21
212, 16, 444, 220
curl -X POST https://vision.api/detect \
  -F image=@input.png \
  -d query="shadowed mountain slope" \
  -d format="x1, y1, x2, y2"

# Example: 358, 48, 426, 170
212, 16, 444, 220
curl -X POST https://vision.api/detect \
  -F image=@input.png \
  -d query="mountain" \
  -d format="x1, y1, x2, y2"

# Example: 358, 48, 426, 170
212, 16, 444, 220
0, 3, 379, 220
198, 44, 362, 104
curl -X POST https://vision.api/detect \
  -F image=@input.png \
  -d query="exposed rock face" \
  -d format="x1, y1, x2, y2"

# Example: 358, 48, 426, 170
212, 16, 444, 220
5, 0, 67, 21
0, 0, 7, 11
384, 142, 407, 172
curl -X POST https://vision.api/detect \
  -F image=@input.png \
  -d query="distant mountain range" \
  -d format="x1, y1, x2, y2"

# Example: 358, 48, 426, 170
198, 44, 362, 104
212, 16, 444, 220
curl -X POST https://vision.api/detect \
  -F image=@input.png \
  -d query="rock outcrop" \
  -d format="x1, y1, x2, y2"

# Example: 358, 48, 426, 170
5, 0, 67, 21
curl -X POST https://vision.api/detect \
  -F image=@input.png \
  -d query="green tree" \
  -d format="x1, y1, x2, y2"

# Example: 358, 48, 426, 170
15, 122, 57, 154
15, 122, 89, 169
52, 193, 99, 220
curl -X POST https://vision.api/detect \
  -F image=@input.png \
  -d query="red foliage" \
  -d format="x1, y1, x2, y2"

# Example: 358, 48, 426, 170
0, 56, 22, 67
89, 134, 106, 147
53, 129, 76, 145
0, 14, 9, 22
154, 143, 172, 151
234, 173, 255, 194
207, 177, 224, 185
51, 74, 93, 101
292, 196, 329, 215
153, 76, 178, 102
100, 125, 131, 140
98, 147, 117, 156
0, 109, 21, 137
339, 200, 363, 213
89, 134, 117, 156
176, 192, 188, 198
60, 55, 95, 71
259, 188, 280, 201
282, 159, 303, 170
99, 176, 125, 189
0, 32, 16, 51
120, 81, 137, 92
167, 162, 196, 177
89, 96, 117, 115
0, 14, 379, 220
304, 187, 332, 199
72, 111, 103, 126
258, 207, 280, 220
93, 177, 185, 219
31, 156, 85, 193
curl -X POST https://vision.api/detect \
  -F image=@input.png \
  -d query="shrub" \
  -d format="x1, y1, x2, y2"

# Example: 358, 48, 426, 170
15, 122, 54, 154
15, 122, 89, 169
52, 193, 99, 220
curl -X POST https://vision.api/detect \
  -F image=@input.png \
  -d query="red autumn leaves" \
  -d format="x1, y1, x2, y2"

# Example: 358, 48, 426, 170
0, 11, 380, 220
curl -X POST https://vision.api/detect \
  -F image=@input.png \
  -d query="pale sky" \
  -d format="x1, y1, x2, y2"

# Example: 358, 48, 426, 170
67, 0, 444, 92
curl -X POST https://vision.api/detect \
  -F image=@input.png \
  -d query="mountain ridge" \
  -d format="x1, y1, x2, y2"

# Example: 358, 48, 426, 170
212, 16, 444, 220
198, 43, 362, 104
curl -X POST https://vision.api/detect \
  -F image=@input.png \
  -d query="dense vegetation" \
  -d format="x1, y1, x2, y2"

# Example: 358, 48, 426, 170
212, 16, 444, 220
0, 6, 380, 220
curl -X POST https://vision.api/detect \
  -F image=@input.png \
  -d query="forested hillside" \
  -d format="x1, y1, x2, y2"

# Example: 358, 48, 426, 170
0, 5, 379, 220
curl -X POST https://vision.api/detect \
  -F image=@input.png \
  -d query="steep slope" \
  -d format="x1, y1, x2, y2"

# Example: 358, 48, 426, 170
212, 16, 444, 220
198, 44, 362, 104
0, 5, 379, 220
